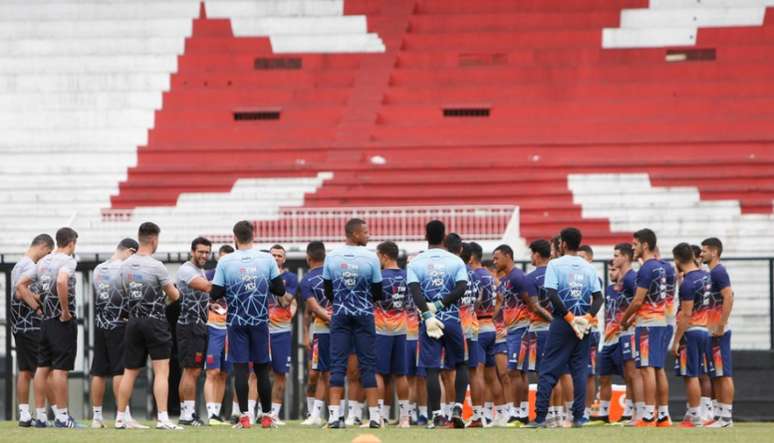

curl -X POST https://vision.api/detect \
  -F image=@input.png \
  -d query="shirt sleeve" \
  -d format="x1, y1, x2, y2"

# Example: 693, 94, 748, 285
268, 258, 280, 280
454, 259, 469, 282
712, 266, 731, 291
212, 260, 225, 287
299, 276, 312, 301
591, 270, 602, 293
322, 257, 331, 280
526, 273, 538, 297
544, 261, 558, 291
371, 253, 383, 284
21, 261, 37, 280
678, 279, 692, 303
59, 257, 77, 277
636, 263, 653, 290
177, 264, 199, 285
155, 260, 171, 286
406, 262, 418, 284
284, 273, 299, 295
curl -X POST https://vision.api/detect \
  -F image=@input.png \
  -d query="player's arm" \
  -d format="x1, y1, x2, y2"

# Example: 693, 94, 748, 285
305, 297, 330, 323
163, 281, 180, 303
672, 299, 693, 356
56, 269, 73, 321
323, 279, 333, 302
716, 286, 733, 336
15, 275, 43, 316
409, 283, 429, 313
522, 293, 552, 322
269, 276, 285, 297
371, 282, 383, 302
621, 287, 647, 329
189, 276, 212, 293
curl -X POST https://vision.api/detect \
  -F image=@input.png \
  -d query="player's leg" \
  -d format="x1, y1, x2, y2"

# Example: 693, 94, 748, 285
327, 315, 350, 427
416, 372, 428, 424
49, 317, 77, 426
246, 323, 273, 426
15, 330, 39, 426
634, 326, 657, 426
468, 337, 485, 427
568, 331, 591, 423
352, 314, 380, 427
418, 319, 444, 426
346, 350, 363, 425
709, 331, 734, 427
444, 319, 468, 428
375, 333, 392, 422
494, 351, 513, 425
530, 319, 575, 426
269, 331, 291, 423
204, 325, 228, 424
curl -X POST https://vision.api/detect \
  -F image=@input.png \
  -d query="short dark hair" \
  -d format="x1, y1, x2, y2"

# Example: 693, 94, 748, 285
672, 242, 695, 265
31, 234, 54, 249
377, 241, 399, 261
691, 244, 702, 260
426, 220, 445, 244
191, 236, 212, 251
444, 232, 463, 255
138, 222, 160, 244
460, 242, 472, 264
270, 244, 285, 252
701, 237, 723, 257
55, 227, 78, 248
344, 218, 366, 238
233, 220, 254, 244
633, 228, 657, 251
219, 244, 235, 255
529, 239, 551, 259
469, 242, 483, 262
560, 227, 582, 251
614, 243, 634, 261
494, 244, 513, 260
117, 238, 139, 251
578, 245, 593, 258
306, 241, 326, 263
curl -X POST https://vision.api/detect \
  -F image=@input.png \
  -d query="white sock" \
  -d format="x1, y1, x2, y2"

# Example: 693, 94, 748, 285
354, 402, 363, 420
248, 400, 257, 416
623, 399, 633, 417
271, 403, 282, 418
348, 401, 359, 419
19, 404, 31, 421
206, 402, 217, 417
658, 405, 670, 420
584, 407, 592, 419
116, 410, 126, 423
712, 399, 719, 417
93, 406, 103, 421
158, 411, 169, 423
306, 397, 315, 415
56, 408, 68, 422
125, 406, 134, 422
472, 405, 483, 421
180, 402, 187, 420
564, 401, 573, 416
36, 408, 47, 422
381, 404, 390, 421
635, 402, 645, 420
720, 403, 733, 420
409, 403, 418, 421
232, 401, 240, 416
506, 402, 515, 418
687, 406, 700, 422
369, 406, 380, 423
399, 400, 410, 419
311, 399, 324, 419
419, 405, 428, 418
549, 406, 557, 420
556, 406, 565, 421
644, 405, 655, 421
484, 402, 494, 421
599, 400, 610, 416
495, 404, 507, 420
328, 405, 340, 424
700, 396, 712, 419
182, 400, 195, 420
442, 403, 451, 418
520, 401, 529, 418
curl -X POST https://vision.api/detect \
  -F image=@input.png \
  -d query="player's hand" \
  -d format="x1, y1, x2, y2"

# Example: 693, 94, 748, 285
59, 311, 72, 322
564, 313, 584, 340
427, 300, 444, 314
712, 324, 725, 337
422, 312, 445, 339
621, 317, 631, 330
671, 343, 680, 358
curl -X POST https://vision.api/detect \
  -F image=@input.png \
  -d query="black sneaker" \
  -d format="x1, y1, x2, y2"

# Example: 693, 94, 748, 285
33, 419, 48, 428
18, 417, 32, 428
416, 415, 428, 426
432, 414, 449, 429
326, 418, 346, 429
450, 405, 465, 429
523, 421, 547, 429
507, 415, 520, 424
369, 420, 382, 429
180, 413, 204, 426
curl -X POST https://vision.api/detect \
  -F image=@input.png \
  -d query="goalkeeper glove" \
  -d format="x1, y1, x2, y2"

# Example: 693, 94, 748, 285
427, 300, 444, 314
564, 312, 586, 340
422, 311, 445, 339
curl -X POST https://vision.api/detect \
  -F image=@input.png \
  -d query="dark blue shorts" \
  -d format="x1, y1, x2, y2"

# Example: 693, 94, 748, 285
330, 314, 376, 388
635, 326, 668, 369
506, 327, 527, 371
619, 334, 636, 362
419, 318, 465, 369
587, 331, 600, 375
312, 332, 330, 372
376, 334, 407, 375
477, 331, 498, 368
674, 329, 709, 378
227, 323, 270, 364
205, 326, 231, 372
597, 342, 623, 377
708, 330, 733, 378
522, 330, 548, 373
664, 324, 674, 350
405, 339, 418, 376
467, 338, 482, 368
270, 331, 292, 374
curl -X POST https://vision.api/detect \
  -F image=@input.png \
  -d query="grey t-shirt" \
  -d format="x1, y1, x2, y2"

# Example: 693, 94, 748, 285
176, 261, 209, 326
120, 254, 171, 321
93, 259, 128, 330
36, 252, 77, 321
10, 256, 41, 333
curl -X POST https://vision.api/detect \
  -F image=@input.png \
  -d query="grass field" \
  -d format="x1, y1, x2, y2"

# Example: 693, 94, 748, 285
2, 421, 771, 443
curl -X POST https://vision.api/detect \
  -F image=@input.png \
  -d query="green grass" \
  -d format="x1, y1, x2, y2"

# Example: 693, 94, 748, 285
2, 421, 771, 443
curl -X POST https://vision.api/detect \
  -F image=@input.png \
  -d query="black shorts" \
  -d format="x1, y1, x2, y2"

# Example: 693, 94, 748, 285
125, 318, 172, 369
14, 330, 41, 372
38, 318, 77, 370
90, 325, 127, 377
176, 323, 208, 369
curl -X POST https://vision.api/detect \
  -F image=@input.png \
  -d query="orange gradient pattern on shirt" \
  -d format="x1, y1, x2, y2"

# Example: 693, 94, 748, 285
637, 299, 666, 323
460, 306, 478, 337
269, 305, 292, 331
375, 308, 407, 334
314, 305, 333, 330
604, 314, 622, 343
406, 310, 419, 339
502, 305, 529, 330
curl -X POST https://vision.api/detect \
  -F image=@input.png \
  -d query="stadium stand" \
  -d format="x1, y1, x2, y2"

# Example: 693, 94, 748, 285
0, 0, 773, 347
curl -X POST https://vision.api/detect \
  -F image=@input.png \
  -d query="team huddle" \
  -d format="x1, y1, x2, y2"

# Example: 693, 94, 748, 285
9, 219, 735, 430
